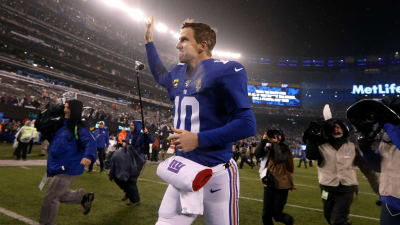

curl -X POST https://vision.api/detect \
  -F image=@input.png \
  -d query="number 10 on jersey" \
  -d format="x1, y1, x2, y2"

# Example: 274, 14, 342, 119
173, 96, 200, 133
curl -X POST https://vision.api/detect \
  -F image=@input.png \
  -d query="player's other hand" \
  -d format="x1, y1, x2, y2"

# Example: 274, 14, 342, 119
145, 15, 154, 43
168, 128, 198, 152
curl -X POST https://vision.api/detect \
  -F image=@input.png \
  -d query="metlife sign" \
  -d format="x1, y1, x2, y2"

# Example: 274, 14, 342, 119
352, 83, 400, 95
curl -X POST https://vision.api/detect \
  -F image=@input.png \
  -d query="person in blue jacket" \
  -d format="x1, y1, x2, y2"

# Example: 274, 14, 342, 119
88, 121, 109, 172
115, 120, 153, 206
39, 100, 97, 225
297, 147, 307, 168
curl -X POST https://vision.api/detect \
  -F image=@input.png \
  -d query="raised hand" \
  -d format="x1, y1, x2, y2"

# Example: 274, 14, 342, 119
145, 15, 154, 43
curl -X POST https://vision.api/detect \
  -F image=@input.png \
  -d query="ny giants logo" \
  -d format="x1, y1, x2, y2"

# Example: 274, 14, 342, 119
167, 159, 185, 174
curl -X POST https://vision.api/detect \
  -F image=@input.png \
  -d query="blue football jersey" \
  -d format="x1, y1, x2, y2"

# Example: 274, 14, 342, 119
146, 42, 251, 166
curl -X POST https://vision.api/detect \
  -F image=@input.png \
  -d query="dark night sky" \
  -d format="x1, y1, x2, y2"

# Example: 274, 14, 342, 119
97, 0, 400, 58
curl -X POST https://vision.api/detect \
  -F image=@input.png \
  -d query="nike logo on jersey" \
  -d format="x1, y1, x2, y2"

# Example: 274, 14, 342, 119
210, 188, 222, 193
235, 67, 243, 72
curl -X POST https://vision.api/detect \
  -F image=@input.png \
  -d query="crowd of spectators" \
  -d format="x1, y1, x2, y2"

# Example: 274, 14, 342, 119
0, 0, 172, 103
0, 74, 173, 134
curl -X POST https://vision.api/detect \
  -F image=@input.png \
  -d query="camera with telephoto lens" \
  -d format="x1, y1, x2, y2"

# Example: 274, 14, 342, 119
35, 103, 65, 142
309, 122, 323, 136
303, 120, 333, 144
45, 103, 65, 118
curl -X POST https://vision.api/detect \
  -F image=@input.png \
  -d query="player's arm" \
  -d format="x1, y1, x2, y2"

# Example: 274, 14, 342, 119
197, 63, 256, 148
197, 108, 256, 148
144, 15, 172, 88
79, 127, 97, 165
383, 123, 400, 150
106, 130, 110, 148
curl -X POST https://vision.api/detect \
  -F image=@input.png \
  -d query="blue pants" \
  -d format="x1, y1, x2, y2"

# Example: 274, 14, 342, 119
381, 203, 400, 225
114, 176, 140, 203
298, 157, 307, 168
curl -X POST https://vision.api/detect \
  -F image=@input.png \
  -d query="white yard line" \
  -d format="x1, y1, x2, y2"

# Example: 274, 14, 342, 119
0, 206, 39, 225
139, 178, 379, 221
239, 176, 376, 196
239, 196, 379, 221
20, 166, 31, 170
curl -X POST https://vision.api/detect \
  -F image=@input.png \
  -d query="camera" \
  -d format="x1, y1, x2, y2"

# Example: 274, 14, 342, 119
309, 121, 324, 136
45, 103, 65, 118
35, 103, 65, 142
303, 121, 332, 144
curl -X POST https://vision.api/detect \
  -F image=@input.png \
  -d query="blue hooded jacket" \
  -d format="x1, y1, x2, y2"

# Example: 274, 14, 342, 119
47, 119, 97, 177
92, 127, 110, 148
125, 121, 154, 154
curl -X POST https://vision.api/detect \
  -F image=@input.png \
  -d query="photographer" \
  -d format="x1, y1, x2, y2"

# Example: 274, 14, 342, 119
255, 130, 294, 225
37, 100, 97, 225
303, 119, 378, 225
347, 96, 400, 225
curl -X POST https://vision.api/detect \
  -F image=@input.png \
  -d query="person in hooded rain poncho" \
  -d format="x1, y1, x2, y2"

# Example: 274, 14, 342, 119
108, 120, 153, 206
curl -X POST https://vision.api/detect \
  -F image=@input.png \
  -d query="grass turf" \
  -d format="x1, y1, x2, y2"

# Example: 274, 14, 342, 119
0, 143, 47, 160
0, 144, 380, 225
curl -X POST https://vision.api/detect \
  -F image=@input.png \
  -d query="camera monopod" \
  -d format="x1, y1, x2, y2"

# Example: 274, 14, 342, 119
135, 61, 146, 130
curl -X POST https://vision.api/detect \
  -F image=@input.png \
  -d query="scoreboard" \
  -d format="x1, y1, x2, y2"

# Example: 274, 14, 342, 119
248, 82, 301, 107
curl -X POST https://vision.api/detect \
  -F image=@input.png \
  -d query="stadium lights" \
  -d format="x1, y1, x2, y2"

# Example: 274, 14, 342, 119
102, 0, 124, 9
169, 30, 180, 39
100, 0, 242, 59
156, 23, 168, 33
213, 50, 241, 59
127, 8, 145, 22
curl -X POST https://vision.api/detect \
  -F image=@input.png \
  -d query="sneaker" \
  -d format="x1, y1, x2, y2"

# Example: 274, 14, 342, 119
126, 201, 140, 206
81, 192, 94, 215
121, 195, 128, 201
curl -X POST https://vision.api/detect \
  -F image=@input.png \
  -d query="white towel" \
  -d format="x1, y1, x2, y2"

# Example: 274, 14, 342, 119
259, 157, 268, 179
180, 188, 204, 215
157, 156, 212, 192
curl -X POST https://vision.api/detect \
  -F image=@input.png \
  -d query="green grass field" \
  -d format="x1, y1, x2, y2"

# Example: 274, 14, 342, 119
0, 143, 47, 160
0, 143, 380, 225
